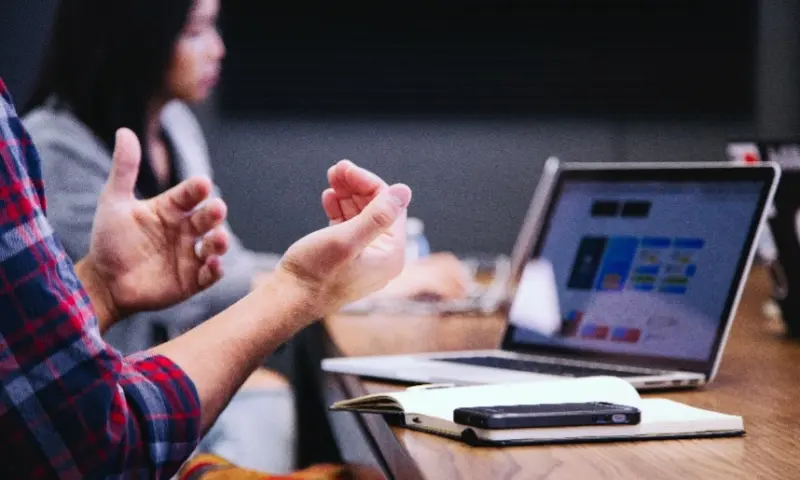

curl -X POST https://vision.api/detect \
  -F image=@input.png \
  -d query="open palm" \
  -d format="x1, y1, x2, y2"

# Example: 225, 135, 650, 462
278, 160, 412, 315
85, 129, 230, 317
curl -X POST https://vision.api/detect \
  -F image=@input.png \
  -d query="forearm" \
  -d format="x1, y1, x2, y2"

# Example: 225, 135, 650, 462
149, 273, 314, 431
74, 258, 118, 332
201, 237, 281, 315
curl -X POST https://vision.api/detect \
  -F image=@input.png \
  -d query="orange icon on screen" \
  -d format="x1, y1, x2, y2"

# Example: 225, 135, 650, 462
602, 274, 621, 289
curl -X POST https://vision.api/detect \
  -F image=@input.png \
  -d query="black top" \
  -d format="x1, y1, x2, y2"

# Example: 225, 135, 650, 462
135, 128, 181, 199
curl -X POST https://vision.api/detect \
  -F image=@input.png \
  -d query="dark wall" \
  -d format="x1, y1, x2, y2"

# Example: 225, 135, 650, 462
0, 2, 796, 256
218, 1, 756, 118
757, 0, 800, 137
0, 0, 55, 105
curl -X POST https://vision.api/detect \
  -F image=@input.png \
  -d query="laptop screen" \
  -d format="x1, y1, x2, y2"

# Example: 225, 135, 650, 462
506, 167, 775, 372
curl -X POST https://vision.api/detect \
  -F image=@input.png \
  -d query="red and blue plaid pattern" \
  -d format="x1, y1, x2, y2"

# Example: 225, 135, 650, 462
0, 78, 201, 478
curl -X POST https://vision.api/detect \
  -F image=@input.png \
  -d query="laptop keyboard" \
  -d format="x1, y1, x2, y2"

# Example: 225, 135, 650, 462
435, 356, 647, 378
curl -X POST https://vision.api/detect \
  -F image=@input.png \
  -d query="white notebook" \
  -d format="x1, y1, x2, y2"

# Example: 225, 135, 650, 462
329, 376, 744, 445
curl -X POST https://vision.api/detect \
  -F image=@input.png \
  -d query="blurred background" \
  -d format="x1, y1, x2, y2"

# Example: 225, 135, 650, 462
1, 0, 797, 256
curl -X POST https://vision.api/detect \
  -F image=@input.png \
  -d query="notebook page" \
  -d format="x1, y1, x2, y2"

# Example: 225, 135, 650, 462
637, 399, 744, 433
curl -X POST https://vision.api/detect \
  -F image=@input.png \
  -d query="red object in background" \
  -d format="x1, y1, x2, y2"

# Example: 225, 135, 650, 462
744, 152, 759, 164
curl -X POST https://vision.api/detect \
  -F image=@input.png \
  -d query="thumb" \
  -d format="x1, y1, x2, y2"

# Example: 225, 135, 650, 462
104, 128, 142, 199
337, 183, 412, 249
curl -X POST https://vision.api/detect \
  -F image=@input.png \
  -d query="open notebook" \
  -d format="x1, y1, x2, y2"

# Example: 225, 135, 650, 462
330, 376, 744, 446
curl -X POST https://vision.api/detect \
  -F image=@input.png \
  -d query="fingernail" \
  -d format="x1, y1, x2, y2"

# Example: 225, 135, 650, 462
388, 184, 411, 207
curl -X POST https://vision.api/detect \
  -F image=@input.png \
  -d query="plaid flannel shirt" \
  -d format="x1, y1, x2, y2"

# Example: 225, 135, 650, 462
0, 78, 201, 478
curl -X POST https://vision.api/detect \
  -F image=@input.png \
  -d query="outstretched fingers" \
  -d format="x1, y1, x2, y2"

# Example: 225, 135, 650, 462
154, 176, 216, 225
187, 198, 227, 236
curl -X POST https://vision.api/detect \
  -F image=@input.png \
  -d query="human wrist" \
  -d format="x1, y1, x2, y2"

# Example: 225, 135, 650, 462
250, 270, 273, 292
266, 266, 322, 321
75, 257, 120, 332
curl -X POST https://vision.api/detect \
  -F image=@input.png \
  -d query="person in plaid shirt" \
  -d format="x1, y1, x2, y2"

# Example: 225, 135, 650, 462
0, 78, 413, 479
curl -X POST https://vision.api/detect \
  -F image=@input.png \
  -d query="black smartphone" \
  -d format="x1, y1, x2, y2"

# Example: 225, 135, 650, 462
453, 402, 641, 429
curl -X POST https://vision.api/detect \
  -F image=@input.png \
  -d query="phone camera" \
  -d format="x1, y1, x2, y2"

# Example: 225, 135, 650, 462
611, 413, 627, 423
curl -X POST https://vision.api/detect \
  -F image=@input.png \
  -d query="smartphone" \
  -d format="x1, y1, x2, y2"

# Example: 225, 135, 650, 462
453, 402, 641, 429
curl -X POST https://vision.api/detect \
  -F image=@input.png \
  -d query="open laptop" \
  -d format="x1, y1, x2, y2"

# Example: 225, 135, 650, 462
323, 159, 780, 390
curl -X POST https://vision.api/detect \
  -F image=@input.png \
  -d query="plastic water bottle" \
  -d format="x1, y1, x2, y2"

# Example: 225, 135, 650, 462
405, 217, 430, 263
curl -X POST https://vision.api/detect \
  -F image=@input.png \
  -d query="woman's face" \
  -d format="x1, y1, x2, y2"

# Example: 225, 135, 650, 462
166, 0, 225, 103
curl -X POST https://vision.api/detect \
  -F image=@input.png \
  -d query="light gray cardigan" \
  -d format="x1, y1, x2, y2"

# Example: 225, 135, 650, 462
24, 100, 281, 354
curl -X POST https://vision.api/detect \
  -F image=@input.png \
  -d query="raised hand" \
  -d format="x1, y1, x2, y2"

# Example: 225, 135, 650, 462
275, 160, 412, 316
323, 161, 469, 302
82, 128, 230, 323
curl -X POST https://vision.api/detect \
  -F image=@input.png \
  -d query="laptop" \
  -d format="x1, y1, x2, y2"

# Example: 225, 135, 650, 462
323, 159, 780, 390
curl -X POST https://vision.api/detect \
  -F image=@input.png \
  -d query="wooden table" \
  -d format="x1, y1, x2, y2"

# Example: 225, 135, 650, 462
322, 267, 800, 479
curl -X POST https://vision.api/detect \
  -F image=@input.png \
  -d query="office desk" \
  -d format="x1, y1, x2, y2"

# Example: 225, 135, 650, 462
322, 267, 800, 479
